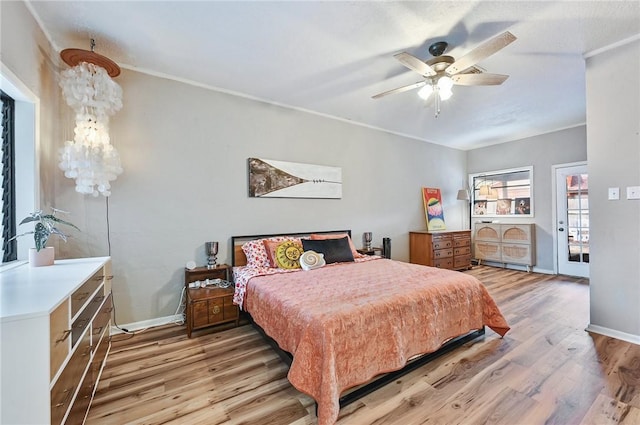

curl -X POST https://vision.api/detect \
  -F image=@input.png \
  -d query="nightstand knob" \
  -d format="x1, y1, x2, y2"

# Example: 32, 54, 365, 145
212, 305, 221, 315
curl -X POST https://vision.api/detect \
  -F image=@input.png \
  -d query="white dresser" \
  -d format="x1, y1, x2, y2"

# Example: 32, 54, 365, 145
474, 223, 536, 271
1, 257, 113, 425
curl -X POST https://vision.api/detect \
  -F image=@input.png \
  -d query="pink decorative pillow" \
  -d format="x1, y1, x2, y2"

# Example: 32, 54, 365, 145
310, 233, 364, 258
241, 239, 270, 268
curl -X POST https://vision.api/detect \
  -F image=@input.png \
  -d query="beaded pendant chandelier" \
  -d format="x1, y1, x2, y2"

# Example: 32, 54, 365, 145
58, 40, 123, 197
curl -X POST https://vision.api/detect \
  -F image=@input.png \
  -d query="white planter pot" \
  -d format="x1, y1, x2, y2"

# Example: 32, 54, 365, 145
29, 247, 55, 267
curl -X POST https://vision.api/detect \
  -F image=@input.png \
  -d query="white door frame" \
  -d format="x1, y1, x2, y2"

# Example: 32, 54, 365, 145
551, 161, 588, 276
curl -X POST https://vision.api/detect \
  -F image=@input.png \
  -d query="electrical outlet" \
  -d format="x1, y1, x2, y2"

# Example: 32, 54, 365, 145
608, 187, 620, 200
627, 186, 640, 200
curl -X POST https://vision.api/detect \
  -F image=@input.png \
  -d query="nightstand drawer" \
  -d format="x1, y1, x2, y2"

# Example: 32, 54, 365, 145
209, 298, 224, 323
223, 295, 238, 320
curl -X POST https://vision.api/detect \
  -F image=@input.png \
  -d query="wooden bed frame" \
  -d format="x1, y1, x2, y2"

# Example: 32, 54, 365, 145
230, 230, 485, 412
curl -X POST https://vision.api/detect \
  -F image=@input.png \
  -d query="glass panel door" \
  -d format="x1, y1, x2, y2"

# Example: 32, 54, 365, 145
556, 164, 589, 277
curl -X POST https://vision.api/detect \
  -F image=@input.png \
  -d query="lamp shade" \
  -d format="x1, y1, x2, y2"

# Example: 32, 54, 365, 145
457, 189, 470, 201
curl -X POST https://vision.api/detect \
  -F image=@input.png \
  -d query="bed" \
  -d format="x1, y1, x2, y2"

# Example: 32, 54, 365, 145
231, 230, 509, 425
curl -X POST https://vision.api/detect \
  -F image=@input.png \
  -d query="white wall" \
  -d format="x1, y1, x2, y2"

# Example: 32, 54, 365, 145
2, 2, 468, 324
585, 38, 640, 342
467, 126, 588, 272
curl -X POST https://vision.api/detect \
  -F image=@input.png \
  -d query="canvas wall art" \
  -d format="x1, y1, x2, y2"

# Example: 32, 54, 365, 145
422, 187, 446, 231
248, 158, 342, 199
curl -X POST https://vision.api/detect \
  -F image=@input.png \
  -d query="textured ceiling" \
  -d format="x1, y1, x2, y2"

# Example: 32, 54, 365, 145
27, 1, 640, 150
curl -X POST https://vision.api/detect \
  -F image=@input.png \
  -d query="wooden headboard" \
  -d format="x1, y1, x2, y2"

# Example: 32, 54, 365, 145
231, 230, 352, 267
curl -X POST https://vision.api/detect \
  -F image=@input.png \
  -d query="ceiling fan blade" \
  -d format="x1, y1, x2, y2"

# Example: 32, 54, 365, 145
372, 81, 426, 99
394, 52, 437, 77
445, 31, 516, 76
451, 73, 509, 86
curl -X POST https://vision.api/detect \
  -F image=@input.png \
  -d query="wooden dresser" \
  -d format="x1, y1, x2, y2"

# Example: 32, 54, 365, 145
409, 230, 472, 271
1, 257, 112, 425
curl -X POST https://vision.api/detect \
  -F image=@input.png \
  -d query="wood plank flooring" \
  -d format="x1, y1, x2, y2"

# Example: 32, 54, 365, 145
86, 266, 640, 425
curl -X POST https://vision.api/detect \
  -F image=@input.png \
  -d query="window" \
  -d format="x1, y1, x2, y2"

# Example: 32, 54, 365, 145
470, 166, 533, 217
1, 67, 38, 264
1, 90, 17, 262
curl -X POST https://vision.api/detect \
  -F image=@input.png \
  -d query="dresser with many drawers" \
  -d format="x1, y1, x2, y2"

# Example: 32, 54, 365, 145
409, 230, 472, 271
1, 257, 112, 425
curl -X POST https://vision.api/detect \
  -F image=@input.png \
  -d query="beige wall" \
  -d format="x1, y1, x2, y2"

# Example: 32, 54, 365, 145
586, 39, 640, 342
2, 2, 467, 324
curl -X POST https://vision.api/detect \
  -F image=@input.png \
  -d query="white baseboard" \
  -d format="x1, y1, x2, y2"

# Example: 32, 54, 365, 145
586, 324, 640, 346
475, 261, 554, 275
111, 314, 184, 335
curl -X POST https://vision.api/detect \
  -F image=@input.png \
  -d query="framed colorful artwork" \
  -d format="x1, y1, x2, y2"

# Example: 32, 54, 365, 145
422, 187, 446, 231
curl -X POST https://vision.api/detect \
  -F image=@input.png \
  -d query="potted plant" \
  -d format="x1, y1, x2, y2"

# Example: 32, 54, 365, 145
11, 208, 80, 267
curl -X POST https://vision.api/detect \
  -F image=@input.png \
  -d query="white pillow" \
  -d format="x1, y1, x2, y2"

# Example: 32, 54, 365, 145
300, 250, 326, 271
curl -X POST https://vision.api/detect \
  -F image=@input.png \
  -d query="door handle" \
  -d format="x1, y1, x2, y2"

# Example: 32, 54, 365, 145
559, 228, 564, 231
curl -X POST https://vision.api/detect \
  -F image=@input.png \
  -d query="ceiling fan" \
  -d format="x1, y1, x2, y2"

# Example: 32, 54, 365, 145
373, 31, 516, 116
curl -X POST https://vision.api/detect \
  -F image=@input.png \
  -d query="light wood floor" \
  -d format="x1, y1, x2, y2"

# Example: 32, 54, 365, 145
86, 266, 640, 425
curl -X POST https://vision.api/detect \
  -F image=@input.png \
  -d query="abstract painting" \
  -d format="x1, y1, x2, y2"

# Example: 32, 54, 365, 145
248, 158, 342, 198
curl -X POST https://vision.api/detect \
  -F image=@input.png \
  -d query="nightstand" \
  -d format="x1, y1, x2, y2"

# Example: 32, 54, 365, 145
185, 265, 239, 337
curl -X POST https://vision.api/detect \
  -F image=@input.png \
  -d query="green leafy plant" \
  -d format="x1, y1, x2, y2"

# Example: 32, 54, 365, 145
11, 208, 80, 251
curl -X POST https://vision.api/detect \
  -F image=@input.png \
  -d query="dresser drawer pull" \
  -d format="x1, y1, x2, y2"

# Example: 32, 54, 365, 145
106, 275, 114, 280
55, 329, 72, 344
105, 307, 114, 313
211, 305, 221, 315
93, 326, 104, 335
93, 276, 105, 281
93, 295, 105, 304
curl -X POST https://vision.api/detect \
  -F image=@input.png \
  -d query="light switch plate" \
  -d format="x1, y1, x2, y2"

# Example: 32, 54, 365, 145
608, 187, 620, 200
627, 186, 640, 200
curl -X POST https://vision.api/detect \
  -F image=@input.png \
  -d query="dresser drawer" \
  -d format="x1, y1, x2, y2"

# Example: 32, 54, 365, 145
453, 235, 471, 247
433, 257, 454, 269
474, 242, 501, 262
433, 248, 453, 259
454, 255, 472, 269
66, 370, 93, 425
71, 269, 104, 317
50, 300, 71, 381
475, 224, 501, 242
50, 329, 91, 425
501, 243, 533, 264
91, 293, 113, 341
72, 291, 105, 347
454, 246, 471, 256
92, 327, 110, 383
432, 239, 453, 250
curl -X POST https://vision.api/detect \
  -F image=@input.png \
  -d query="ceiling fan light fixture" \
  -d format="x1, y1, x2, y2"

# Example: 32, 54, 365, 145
439, 87, 453, 101
417, 84, 433, 100
437, 76, 453, 91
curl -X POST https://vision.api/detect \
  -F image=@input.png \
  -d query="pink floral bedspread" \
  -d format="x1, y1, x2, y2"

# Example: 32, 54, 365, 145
236, 259, 509, 425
